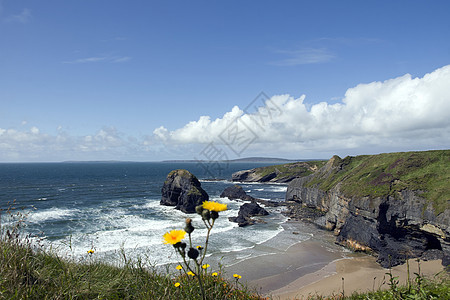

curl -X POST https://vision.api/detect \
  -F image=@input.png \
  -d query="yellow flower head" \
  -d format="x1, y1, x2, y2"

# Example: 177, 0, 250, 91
202, 201, 227, 212
163, 229, 186, 245
212, 272, 218, 277
202, 264, 210, 269
174, 282, 181, 287
187, 271, 195, 277
233, 274, 242, 279
87, 249, 94, 254
176, 265, 183, 270
196, 245, 203, 250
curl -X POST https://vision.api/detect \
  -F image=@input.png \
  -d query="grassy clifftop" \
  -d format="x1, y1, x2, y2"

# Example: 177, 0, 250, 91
304, 150, 449, 214
234, 160, 327, 182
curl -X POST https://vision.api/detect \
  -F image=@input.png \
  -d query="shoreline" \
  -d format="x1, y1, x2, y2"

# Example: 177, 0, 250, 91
269, 256, 445, 299
223, 220, 445, 299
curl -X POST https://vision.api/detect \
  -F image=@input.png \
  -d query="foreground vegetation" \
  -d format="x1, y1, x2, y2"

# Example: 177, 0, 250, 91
2, 232, 448, 299
0, 206, 264, 300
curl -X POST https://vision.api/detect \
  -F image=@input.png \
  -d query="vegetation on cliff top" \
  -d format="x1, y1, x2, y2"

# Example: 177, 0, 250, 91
248, 160, 327, 182
304, 150, 449, 214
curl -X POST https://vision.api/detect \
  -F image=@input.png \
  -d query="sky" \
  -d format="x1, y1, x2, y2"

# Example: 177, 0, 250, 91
1, 0, 449, 162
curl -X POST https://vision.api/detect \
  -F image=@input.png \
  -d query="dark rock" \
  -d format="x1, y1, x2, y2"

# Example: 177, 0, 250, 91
160, 169, 209, 213
229, 202, 269, 227
231, 170, 251, 182
220, 185, 255, 201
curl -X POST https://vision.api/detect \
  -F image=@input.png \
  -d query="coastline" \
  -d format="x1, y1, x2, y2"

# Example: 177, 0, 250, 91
223, 220, 445, 299
269, 256, 444, 299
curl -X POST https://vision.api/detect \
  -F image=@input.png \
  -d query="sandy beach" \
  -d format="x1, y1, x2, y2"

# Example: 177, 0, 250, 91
224, 221, 446, 299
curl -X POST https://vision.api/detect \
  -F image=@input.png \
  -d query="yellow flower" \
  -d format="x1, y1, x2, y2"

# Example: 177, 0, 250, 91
196, 245, 203, 250
187, 271, 195, 277
163, 229, 186, 245
202, 264, 210, 269
174, 282, 181, 287
212, 272, 218, 277
176, 265, 182, 270
233, 274, 242, 279
87, 249, 94, 254
202, 201, 227, 212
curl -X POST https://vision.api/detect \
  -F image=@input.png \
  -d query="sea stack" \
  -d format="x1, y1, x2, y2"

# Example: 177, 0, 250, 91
160, 169, 209, 213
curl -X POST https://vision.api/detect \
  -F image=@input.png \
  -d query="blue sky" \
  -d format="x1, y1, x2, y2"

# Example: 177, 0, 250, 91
1, 0, 449, 162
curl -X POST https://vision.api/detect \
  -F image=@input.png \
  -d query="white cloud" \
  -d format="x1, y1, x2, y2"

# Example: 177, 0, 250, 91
0, 126, 138, 162
154, 65, 450, 154
63, 56, 131, 64
271, 48, 335, 66
4, 8, 31, 23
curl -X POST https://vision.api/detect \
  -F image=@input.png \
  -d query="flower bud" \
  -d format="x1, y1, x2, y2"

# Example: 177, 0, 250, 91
180, 242, 187, 250
173, 242, 182, 249
184, 218, 195, 234
211, 211, 219, 220
202, 209, 211, 221
187, 247, 199, 260
195, 205, 204, 215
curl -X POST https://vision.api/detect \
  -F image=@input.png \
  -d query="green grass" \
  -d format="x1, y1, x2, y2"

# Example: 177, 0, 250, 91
303, 150, 450, 214
0, 207, 265, 300
0, 238, 265, 300
252, 160, 327, 181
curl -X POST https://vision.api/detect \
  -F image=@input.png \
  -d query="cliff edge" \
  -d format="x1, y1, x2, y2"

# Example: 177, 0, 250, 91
285, 150, 450, 267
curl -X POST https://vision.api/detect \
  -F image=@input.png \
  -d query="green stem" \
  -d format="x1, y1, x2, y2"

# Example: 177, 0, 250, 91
199, 219, 214, 265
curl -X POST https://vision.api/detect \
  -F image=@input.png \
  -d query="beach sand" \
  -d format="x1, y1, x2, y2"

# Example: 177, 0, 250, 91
224, 221, 445, 299
269, 256, 444, 299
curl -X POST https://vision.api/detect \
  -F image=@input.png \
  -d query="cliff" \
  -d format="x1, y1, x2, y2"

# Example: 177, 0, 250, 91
285, 150, 450, 267
231, 161, 327, 183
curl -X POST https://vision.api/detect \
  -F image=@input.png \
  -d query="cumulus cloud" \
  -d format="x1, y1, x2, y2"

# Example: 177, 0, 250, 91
0, 126, 137, 162
154, 65, 450, 154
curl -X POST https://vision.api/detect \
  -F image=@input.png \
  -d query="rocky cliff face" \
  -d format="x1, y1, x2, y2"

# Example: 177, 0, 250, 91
231, 161, 326, 183
160, 169, 209, 213
286, 152, 450, 267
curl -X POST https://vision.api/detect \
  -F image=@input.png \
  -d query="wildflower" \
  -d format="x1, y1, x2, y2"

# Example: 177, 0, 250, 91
233, 274, 242, 279
176, 265, 183, 270
87, 249, 94, 254
187, 271, 195, 277
174, 282, 181, 287
202, 201, 227, 212
196, 245, 203, 250
163, 229, 186, 245
212, 272, 218, 277
202, 264, 210, 269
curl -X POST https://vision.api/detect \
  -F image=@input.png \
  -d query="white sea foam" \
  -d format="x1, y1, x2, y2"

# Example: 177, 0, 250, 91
28, 207, 78, 223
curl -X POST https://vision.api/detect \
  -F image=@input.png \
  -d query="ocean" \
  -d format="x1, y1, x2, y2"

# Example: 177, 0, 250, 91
0, 162, 312, 268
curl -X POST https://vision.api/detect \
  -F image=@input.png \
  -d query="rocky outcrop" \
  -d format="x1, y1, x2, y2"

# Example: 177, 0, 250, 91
286, 152, 450, 267
231, 161, 326, 183
229, 202, 269, 227
160, 169, 209, 213
220, 185, 255, 201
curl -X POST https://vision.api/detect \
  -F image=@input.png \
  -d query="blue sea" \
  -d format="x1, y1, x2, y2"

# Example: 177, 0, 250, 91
0, 162, 310, 267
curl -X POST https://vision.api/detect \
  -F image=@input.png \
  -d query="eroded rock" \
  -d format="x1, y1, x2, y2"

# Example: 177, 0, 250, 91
160, 169, 209, 213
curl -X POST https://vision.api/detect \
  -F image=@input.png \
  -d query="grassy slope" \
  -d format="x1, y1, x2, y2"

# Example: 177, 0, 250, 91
251, 161, 327, 181
304, 150, 450, 214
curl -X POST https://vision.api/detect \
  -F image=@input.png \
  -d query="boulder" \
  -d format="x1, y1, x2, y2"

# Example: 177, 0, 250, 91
229, 202, 269, 227
220, 185, 255, 201
160, 169, 209, 213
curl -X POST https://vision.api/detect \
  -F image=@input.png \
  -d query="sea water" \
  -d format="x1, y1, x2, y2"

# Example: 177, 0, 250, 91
0, 162, 310, 267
